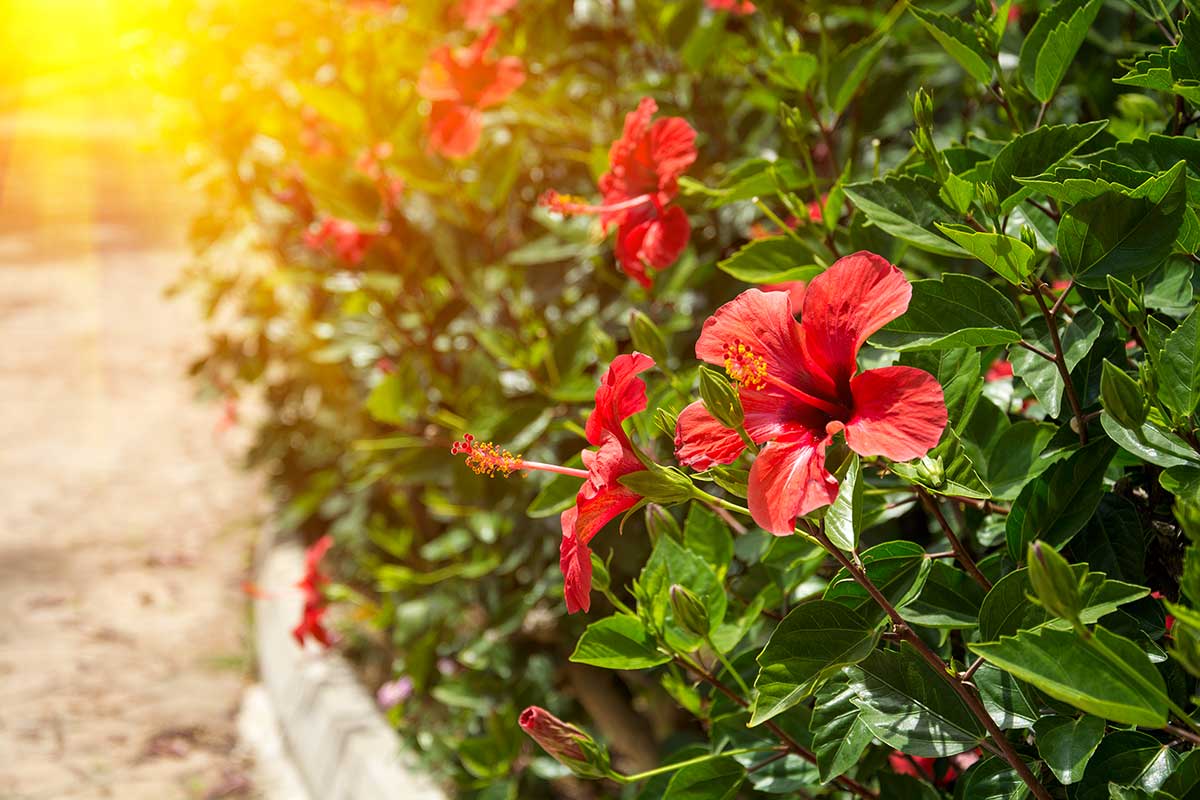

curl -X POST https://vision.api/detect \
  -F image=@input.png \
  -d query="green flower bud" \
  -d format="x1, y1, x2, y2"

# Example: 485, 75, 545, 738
1100, 360, 1147, 431
645, 503, 683, 542
619, 464, 697, 505
669, 583, 711, 638
976, 182, 999, 219
654, 407, 679, 438
1019, 224, 1039, 252
698, 366, 744, 430
914, 455, 945, 489
1027, 541, 1083, 628
913, 87, 934, 130
1105, 275, 1146, 328
589, 551, 611, 593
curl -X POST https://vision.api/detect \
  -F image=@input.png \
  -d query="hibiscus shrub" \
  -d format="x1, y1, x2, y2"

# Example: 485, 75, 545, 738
177, 0, 1200, 797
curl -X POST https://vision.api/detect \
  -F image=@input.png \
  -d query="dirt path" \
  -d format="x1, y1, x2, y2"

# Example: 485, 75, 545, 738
0, 103, 265, 798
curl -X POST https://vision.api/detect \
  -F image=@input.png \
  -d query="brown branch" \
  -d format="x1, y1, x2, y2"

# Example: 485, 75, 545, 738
1033, 284, 1088, 445
916, 488, 991, 590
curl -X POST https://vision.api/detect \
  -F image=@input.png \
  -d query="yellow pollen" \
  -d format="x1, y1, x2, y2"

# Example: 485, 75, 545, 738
451, 434, 522, 478
723, 340, 768, 390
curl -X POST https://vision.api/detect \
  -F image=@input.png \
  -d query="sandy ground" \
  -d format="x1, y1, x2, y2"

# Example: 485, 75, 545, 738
0, 100, 266, 798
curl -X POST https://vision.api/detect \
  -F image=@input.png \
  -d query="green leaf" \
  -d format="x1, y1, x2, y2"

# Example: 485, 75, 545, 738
873, 273, 1021, 351
1076, 731, 1177, 800
825, 540, 932, 626
716, 237, 822, 284
750, 600, 879, 726
527, 470, 584, 518
953, 757, 1029, 800
970, 625, 1169, 727
1005, 440, 1115, 557
824, 455, 863, 552
684, 504, 735, 579
1058, 162, 1187, 288
826, 33, 888, 114
899, 349, 983, 434
978, 563, 1149, 641
1033, 714, 1105, 785
911, 7, 994, 84
811, 674, 874, 782
569, 614, 671, 669
635, 536, 727, 652
1066, 495, 1146, 583
893, 428, 993, 499
975, 663, 1041, 730
662, 755, 744, 800
768, 52, 819, 91
901, 560, 987, 628
934, 224, 1036, 285
1101, 413, 1199, 468
1161, 305, 1200, 419
848, 644, 986, 757
985, 421, 1059, 500
1018, 0, 1104, 103
1159, 749, 1200, 799
989, 121, 1109, 212
844, 174, 969, 257
1009, 308, 1104, 419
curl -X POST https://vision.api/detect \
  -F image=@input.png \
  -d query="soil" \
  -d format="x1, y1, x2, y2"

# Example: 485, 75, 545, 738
0, 90, 266, 799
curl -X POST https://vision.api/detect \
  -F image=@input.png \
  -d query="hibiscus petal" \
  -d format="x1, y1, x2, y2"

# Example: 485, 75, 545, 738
649, 117, 698, 195
695, 288, 822, 395
477, 55, 526, 108
800, 251, 912, 388
559, 514, 594, 614
747, 432, 837, 535
614, 217, 654, 288
674, 400, 746, 469
637, 205, 690, 270
427, 102, 483, 158
586, 352, 655, 446
844, 366, 947, 461
416, 48, 459, 101
570, 470, 644, 545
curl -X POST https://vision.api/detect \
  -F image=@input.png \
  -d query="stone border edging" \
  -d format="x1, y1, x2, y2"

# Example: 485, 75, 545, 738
252, 534, 444, 800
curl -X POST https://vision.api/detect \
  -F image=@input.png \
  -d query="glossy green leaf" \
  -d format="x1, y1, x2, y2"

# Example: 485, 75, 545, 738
935, 224, 1036, 285
684, 504, 735, 579
911, 7, 993, 84
989, 121, 1108, 212
1076, 732, 1177, 800
1033, 714, 1105, 784
1008, 308, 1104, 419
811, 674, 874, 782
1005, 440, 1115, 557
1161, 305, 1200, 419
874, 273, 1021, 351
844, 174, 969, 258
716, 237, 822, 284
570, 614, 670, 669
975, 663, 1041, 730
662, 755, 744, 800
953, 757, 1029, 800
1101, 413, 1199, 468
750, 600, 879, 726
970, 625, 1169, 727
824, 455, 863, 553
902, 560, 987, 628
1018, 0, 1104, 102
825, 540, 932, 626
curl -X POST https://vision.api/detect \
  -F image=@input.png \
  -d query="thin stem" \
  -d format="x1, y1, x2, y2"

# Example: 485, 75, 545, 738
809, 524, 1054, 800
1017, 339, 1057, 363
1034, 101, 1049, 129
1033, 283, 1088, 445
747, 749, 792, 774
672, 656, 879, 799
1165, 723, 1200, 747
752, 198, 802, 243
707, 635, 753, 697
612, 747, 781, 784
961, 656, 985, 682
916, 488, 991, 590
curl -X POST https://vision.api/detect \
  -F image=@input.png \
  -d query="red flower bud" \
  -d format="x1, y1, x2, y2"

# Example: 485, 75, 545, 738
518, 707, 610, 779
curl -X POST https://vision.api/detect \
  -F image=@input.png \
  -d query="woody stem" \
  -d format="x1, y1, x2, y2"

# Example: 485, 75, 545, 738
915, 487, 991, 590
1032, 282, 1088, 445
807, 523, 1054, 800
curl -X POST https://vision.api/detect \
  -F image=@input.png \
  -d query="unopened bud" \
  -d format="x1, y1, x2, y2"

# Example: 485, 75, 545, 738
645, 503, 683, 542
1027, 541, 1083, 629
914, 455, 945, 488
1019, 225, 1038, 252
589, 551, 610, 593
976, 183, 999, 219
669, 584, 711, 638
619, 464, 697, 505
629, 311, 669, 365
654, 407, 679, 438
519, 706, 611, 779
699, 366, 744, 430
913, 87, 934, 130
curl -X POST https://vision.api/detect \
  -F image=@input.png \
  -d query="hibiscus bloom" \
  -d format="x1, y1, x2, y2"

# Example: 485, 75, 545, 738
416, 26, 525, 158
457, 0, 518, 29
888, 750, 979, 787
293, 535, 334, 648
674, 252, 947, 534
985, 358, 1013, 382
707, 0, 756, 14
303, 217, 373, 265
451, 354, 653, 613
762, 280, 807, 309
542, 98, 697, 288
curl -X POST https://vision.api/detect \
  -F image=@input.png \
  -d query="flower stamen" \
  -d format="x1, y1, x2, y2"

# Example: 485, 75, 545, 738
451, 433, 522, 477
723, 340, 768, 390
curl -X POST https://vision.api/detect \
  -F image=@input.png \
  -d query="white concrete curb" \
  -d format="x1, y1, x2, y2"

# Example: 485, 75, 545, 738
248, 536, 444, 800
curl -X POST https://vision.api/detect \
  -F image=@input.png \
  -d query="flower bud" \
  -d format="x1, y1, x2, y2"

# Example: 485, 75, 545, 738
654, 407, 679, 438
976, 182, 999, 219
645, 503, 683, 542
1027, 541, 1083, 629
589, 551, 611, 593
1100, 360, 1147, 431
669, 583, 712, 638
618, 464, 697, 505
1019, 224, 1039, 253
519, 706, 611, 779
1105, 275, 1146, 328
914, 454, 945, 489
913, 87, 934, 130
699, 366, 745, 430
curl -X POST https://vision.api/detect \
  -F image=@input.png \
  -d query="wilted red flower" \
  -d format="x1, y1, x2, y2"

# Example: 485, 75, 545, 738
560, 353, 655, 613
303, 217, 373, 265
674, 252, 947, 534
417, 27, 525, 158
541, 98, 697, 288
707, 0, 756, 14
293, 535, 334, 648
457, 0, 518, 29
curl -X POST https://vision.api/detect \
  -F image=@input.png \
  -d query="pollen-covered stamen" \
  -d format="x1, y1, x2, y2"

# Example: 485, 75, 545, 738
723, 340, 768, 390
451, 433, 592, 480
451, 434, 522, 477
540, 189, 655, 218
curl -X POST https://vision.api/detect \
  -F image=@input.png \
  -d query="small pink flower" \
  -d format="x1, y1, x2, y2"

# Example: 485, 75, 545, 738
377, 677, 414, 709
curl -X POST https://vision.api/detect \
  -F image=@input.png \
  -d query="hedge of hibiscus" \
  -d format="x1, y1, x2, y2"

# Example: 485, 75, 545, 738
174, 0, 1200, 797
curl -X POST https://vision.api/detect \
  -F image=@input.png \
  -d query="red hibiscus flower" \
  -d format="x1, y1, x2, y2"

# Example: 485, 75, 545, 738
457, 0, 518, 29
416, 26, 525, 158
985, 358, 1014, 382
707, 0, 756, 14
293, 535, 334, 648
303, 217, 373, 265
888, 750, 979, 787
559, 353, 655, 613
542, 98, 697, 288
674, 252, 947, 534
762, 280, 807, 309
